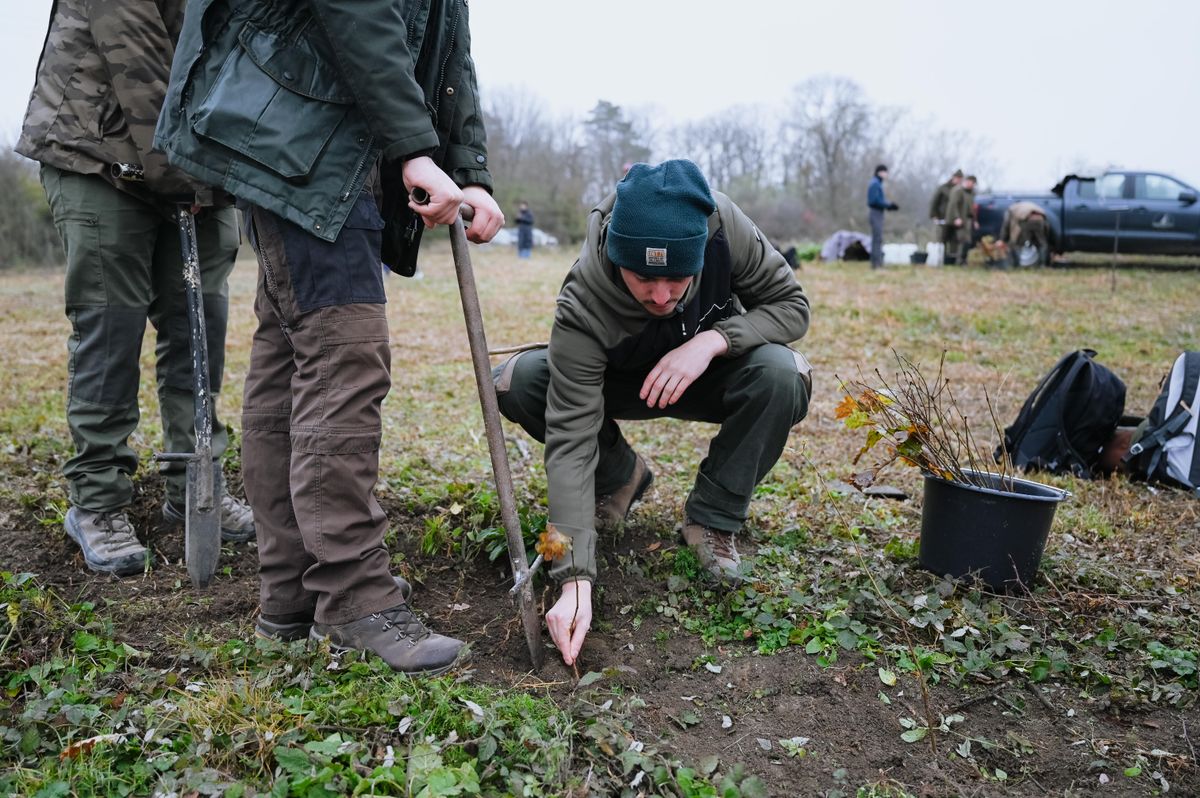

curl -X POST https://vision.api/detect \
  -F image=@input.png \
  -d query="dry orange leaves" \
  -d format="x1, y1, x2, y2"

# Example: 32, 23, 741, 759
535, 524, 572, 561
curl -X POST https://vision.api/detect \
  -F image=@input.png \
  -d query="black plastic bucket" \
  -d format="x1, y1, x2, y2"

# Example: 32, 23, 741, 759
918, 469, 1069, 591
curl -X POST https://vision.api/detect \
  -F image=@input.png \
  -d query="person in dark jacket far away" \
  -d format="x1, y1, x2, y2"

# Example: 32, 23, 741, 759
866, 164, 900, 269
516, 201, 535, 258
17, 0, 255, 578
156, 0, 504, 676
928, 169, 963, 249
492, 160, 812, 666
944, 174, 979, 265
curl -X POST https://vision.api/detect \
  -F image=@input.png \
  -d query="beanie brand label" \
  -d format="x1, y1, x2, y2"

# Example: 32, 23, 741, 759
645, 247, 668, 266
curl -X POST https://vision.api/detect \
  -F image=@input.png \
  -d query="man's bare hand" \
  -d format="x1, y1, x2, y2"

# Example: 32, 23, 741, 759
403, 155, 463, 227
640, 330, 729, 409
461, 185, 504, 244
546, 580, 592, 666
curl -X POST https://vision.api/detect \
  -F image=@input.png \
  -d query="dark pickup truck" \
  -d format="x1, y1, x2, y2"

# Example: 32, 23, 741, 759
975, 171, 1200, 256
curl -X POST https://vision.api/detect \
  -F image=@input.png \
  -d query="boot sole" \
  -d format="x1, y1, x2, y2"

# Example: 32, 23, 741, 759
255, 618, 313, 642
309, 631, 469, 677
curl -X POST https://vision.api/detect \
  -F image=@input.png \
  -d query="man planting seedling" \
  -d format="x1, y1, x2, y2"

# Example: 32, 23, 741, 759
494, 159, 812, 665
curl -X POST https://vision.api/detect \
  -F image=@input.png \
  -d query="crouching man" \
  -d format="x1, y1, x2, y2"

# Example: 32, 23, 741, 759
494, 160, 812, 666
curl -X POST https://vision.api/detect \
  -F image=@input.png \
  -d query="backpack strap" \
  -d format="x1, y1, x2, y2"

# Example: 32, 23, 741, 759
1050, 352, 1100, 473
1123, 353, 1200, 478
1004, 350, 1090, 458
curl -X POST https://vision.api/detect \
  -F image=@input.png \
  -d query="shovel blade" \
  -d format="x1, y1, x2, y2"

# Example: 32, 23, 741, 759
185, 461, 221, 588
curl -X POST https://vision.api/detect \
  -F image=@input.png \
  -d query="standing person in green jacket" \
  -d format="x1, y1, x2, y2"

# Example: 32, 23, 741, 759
944, 174, 978, 265
494, 160, 812, 666
928, 169, 963, 249
17, 0, 255, 577
156, 0, 504, 675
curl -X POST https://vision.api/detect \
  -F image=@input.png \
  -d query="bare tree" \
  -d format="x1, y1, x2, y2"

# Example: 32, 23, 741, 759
581, 100, 652, 203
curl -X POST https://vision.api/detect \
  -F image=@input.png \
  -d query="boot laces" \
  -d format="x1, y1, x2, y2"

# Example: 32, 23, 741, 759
98, 511, 137, 542
374, 605, 432, 642
705, 528, 736, 561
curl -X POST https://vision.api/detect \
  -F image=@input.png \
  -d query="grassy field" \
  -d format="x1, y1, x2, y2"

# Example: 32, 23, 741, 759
1, 247, 1198, 797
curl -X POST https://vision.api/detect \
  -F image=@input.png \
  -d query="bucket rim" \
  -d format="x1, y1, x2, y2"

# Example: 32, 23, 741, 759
922, 468, 1071, 503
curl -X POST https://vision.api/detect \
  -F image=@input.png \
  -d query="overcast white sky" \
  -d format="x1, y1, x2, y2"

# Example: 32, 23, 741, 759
4, 0, 1199, 191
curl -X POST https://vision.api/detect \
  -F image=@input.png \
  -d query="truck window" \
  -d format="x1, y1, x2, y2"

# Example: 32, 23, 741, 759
1076, 181, 1097, 200
1135, 174, 1186, 200
1096, 174, 1126, 200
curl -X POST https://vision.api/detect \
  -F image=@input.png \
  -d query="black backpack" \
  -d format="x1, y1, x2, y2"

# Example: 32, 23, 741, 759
1124, 352, 1200, 495
995, 349, 1126, 476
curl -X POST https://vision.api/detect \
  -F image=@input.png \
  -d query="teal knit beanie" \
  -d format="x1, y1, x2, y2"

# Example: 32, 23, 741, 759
606, 159, 716, 277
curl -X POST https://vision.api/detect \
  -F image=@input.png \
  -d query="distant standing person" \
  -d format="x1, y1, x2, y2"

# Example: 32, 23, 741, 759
944, 174, 978, 265
928, 169, 963, 251
1000, 201, 1050, 266
17, 0, 255, 576
516, 202, 535, 259
866, 164, 899, 269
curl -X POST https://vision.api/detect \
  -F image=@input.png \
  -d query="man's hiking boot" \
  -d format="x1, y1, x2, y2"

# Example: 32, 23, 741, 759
595, 454, 654, 530
64, 507, 148, 577
162, 493, 256, 542
255, 577, 413, 642
680, 517, 743, 583
309, 602, 466, 676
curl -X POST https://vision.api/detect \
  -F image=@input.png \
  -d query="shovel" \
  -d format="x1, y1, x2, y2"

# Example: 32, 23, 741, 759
414, 189, 544, 670
155, 206, 221, 588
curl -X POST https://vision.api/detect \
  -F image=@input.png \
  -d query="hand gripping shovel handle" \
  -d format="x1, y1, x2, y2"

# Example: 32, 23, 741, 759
419, 189, 544, 670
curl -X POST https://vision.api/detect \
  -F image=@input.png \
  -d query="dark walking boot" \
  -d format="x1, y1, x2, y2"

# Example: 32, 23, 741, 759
594, 453, 654, 531
309, 601, 466, 676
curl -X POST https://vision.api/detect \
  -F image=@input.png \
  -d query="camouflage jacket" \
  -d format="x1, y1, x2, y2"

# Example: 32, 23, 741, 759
17, 0, 200, 199
155, 0, 492, 243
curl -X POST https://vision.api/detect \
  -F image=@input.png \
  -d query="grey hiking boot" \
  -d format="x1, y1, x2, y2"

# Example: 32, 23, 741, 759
255, 577, 413, 642
64, 508, 148, 577
310, 602, 467, 676
163, 493, 256, 543
594, 453, 654, 531
680, 517, 743, 583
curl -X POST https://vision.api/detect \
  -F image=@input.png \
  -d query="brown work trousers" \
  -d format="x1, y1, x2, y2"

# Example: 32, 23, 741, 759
241, 193, 403, 625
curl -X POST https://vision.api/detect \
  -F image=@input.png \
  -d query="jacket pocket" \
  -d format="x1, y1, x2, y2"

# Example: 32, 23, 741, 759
191, 24, 352, 178
280, 189, 387, 313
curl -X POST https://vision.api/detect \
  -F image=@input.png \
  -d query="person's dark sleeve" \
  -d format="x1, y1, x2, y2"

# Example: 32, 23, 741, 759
443, 44, 493, 191
306, 0, 439, 162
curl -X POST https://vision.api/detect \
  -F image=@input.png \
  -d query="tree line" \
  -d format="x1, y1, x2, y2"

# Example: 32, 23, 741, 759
485, 75, 994, 249
1, 74, 991, 268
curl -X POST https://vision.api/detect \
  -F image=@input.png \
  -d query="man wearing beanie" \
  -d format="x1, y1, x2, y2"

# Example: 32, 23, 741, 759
494, 159, 812, 666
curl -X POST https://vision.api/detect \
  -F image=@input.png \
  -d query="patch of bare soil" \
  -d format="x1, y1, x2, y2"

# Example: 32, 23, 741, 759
3, 475, 1196, 797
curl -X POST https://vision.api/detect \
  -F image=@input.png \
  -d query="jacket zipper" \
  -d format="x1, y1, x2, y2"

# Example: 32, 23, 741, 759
432, 0, 461, 118
340, 136, 375, 202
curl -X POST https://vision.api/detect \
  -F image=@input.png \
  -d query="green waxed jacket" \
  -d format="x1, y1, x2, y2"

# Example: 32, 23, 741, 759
154, 0, 492, 243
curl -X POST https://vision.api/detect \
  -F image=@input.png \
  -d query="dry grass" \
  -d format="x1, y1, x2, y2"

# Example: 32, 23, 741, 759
1, 249, 1198, 576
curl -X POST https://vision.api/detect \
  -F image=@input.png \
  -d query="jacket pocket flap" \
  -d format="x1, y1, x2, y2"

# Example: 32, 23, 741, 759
238, 25, 353, 105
